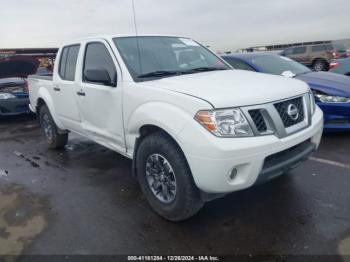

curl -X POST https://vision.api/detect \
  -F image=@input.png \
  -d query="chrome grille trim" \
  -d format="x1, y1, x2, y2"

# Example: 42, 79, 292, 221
241, 93, 312, 138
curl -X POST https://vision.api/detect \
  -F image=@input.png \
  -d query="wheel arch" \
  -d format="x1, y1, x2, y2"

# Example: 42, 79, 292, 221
35, 89, 65, 130
311, 57, 329, 69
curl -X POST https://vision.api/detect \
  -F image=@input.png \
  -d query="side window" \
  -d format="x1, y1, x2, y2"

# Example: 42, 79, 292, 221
65, 46, 80, 81
312, 45, 325, 52
58, 47, 68, 79
58, 45, 80, 81
293, 47, 306, 54
224, 58, 255, 71
283, 48, 293, 56
83, 42, 117, 86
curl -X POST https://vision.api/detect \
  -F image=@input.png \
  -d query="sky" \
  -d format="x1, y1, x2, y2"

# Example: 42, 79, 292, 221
1, 0, 350, 51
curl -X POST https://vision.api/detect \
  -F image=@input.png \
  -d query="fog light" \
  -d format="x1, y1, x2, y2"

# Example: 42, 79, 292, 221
229, 168, 238, 181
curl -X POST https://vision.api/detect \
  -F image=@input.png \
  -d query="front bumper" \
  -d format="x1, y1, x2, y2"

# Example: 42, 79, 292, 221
318, 102, 350, 132
177, 106, 323, 194
0, 97, 31, 116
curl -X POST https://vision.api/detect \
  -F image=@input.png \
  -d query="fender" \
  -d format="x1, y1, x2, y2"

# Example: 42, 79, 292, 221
37, 87, 65, 130
125, 101, 195, 157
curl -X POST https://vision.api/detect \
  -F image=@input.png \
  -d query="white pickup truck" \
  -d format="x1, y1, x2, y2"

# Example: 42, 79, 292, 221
28, 35, 323, 221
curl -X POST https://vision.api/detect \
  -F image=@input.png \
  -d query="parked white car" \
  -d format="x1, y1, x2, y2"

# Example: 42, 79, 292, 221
28, 35, 323, 221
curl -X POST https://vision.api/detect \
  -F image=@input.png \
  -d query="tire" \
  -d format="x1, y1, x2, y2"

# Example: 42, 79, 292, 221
136, 131, 204, 221
313, 59, 328, 71
39, 105, 68, 149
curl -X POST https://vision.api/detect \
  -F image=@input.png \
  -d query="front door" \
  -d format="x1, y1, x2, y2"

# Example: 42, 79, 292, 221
76, 41, 125, 153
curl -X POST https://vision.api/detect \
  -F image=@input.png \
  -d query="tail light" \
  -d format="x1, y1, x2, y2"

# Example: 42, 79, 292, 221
24, 80, 29, 93
332, 52, 341, 59
330, 62, 340, 70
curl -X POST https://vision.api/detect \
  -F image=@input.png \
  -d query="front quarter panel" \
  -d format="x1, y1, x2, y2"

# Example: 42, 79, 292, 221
123, 83, 212, 157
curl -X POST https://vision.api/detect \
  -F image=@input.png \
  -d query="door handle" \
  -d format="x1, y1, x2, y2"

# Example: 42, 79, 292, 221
53, 86, 61, 91
77, 91, 86, 96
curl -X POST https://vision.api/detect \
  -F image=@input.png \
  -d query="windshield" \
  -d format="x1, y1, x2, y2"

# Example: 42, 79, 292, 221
113, 36, 229, 81
249, 55, 311, 76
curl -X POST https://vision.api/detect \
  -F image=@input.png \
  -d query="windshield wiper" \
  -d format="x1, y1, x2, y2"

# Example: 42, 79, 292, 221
182, 67, 227, 74
138, 70, 181, 78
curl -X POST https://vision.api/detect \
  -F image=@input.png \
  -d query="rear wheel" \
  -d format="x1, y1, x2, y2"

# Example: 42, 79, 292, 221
39, 105, 68, 149
313, 59, 328, 71
136, 131, 204, 221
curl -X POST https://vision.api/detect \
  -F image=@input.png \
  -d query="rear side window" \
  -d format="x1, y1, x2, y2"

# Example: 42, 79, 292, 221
312, 45, 326, 52
224, 57, 255, 71
58, 45, 80, 81
293, 47, 306, 54
83, 42, 117, 86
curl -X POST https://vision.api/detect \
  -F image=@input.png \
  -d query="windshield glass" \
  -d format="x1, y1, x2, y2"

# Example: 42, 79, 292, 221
113, 36, 229, 81
249, 55, 311, 76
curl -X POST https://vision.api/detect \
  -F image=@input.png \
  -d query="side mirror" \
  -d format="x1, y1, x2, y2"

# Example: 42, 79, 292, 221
84, 68, 114, 86
281, 70, 296, 78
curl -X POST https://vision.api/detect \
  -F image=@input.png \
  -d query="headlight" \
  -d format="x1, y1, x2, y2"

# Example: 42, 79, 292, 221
313, 91, 350, 103
309, 91, 316, 115
0, 93, 16, 100
195, 108, 253, 137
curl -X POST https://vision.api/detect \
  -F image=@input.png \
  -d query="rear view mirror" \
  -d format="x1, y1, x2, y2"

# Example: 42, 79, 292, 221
84, 68, 114, 86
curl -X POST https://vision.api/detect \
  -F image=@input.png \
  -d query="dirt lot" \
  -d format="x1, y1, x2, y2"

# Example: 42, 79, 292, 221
0, 115, 349, 261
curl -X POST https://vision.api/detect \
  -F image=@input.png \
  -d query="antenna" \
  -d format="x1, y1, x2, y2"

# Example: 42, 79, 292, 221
131, 0, 142, 74
131, 0, 139, 37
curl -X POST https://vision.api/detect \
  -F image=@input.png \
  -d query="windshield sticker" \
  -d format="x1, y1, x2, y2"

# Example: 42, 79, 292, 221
172, 43, 187, 48
179, 38, 200, 46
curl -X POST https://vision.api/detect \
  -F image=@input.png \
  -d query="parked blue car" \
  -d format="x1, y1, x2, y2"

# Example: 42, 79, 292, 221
0, 55, 39, 116
222, 53, 350, 132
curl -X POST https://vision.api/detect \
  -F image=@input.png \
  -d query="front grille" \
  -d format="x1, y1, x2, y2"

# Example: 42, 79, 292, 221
249, 109, 267, 132
274, 97, 304, 128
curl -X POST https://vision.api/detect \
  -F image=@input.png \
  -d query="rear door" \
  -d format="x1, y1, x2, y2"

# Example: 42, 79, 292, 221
288, 46, 308, 64
52, 44, 83, 132
76, 40, 125, 152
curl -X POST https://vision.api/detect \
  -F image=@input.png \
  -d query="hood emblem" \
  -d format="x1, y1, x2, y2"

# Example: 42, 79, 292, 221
287, 104, 299, 121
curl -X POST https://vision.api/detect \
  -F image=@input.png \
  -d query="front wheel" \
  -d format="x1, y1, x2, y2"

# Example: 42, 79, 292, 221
39, 105, 68, 149
136, 132, 204, 221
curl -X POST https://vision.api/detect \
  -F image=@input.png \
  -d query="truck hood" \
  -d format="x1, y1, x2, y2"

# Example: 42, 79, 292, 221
145, 70, 309, 108
295, 71, 350, 97
0, 56, 40, 79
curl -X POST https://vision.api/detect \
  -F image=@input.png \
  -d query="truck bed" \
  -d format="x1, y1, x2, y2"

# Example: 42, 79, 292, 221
28, 74, 53, 81
27, 74, 54, 113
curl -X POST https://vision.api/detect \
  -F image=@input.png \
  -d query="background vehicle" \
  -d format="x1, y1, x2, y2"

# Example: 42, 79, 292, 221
222, 53, 350, 132
0, 77, 31, 116
280, 43, 349, 72
0, 56, 39, 116
28, 35, 323, 221
329, 58, 350, 76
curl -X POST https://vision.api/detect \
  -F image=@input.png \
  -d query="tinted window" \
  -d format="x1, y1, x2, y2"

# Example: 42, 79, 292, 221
293, 47, 306, 54
223, 57, 255, 71
83, 42, 117, 86
283, 48, 293, 56
59, 47, 68, 79
312, 45, 325, 52
249, 55, 311, 76
58, 45, 80, 81
65, 45, 80, 81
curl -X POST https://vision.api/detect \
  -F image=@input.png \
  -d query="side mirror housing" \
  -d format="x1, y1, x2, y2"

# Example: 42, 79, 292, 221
84, 68, 115, 86
281, 70, 296, 78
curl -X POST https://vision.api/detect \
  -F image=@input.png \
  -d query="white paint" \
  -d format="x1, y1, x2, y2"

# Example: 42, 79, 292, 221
310, 157, 350, 170
28, 35, 324, 194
